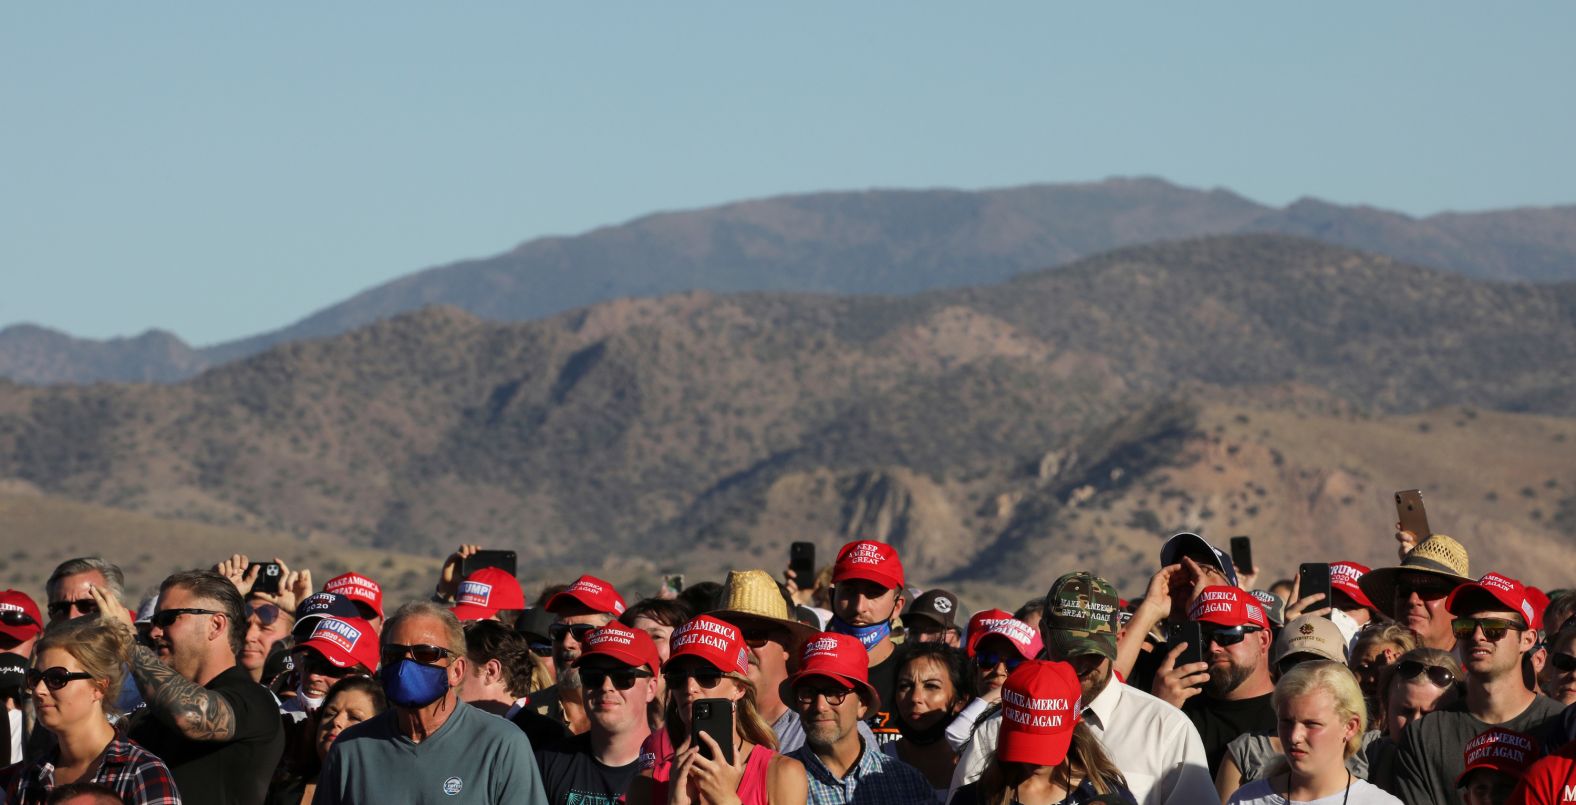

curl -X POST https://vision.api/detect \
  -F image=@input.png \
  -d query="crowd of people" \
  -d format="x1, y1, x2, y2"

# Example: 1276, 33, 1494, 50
0, 525, 1572, 805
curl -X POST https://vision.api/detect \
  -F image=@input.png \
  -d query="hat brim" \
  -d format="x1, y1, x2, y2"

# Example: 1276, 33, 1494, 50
711, 611, 819, 650
0, 622, 40, 643
573, 646, 659, 677
1358, 567, 1471, 620
292, 614, 327, 641
296, 639, 368, 671
450, 603, 500, 622
1046, 630, 1117, 662
997, 721, 1076, 767
780, 670, 881, 713
832, 568, 904, 591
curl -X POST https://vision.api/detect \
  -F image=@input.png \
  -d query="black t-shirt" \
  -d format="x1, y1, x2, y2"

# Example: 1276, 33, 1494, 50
535, 732, 651, 805
865, 647, 901, 746
512, 705, 572, 753
1181, 691, 1276, 777
128, 664, 286, 805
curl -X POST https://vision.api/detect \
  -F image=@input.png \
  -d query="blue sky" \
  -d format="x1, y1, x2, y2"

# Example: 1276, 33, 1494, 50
4, 4, 1573, 344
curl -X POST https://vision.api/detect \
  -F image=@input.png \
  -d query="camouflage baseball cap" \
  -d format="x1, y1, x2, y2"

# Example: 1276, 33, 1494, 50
1041, 571, 1120, 661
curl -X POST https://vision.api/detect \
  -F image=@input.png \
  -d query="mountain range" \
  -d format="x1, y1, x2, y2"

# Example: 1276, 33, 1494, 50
3, 234, 1573, 596
6, 177, 1576, 385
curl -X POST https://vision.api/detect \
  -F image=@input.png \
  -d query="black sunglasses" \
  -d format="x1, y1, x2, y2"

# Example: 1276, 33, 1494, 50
381, 643, 455, 666
28, 667, 94, 691
974, 652, 1026, 671
150, 608, 222, 630
581, 667, 652, 691
245, 603, 284, 626
663, 667, 727, 690
1548, 652, 1576, 673
301, 651, 360, 678
1202, 625, 1262, 648
46, 599, 98, 619
793, 685, 854, 706
549, 623, 597, 643
0, 610, 36, 627
1397, 659, 1456, 688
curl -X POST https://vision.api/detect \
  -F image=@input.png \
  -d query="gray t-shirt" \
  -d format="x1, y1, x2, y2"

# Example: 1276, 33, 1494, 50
314, 699, 548, 805
1226, 729, 1383, 782
1391, 694, 1564, 805
1229, 777, 1401, 804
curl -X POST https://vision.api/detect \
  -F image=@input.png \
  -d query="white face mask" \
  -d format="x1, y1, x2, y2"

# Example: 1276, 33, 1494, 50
296, 677, 327, 712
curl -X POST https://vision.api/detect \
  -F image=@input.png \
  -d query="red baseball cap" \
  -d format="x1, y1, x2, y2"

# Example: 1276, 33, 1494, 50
780, 632, 881, 710
323, 573, 384, 619
572, 622, 661, 677
0, 591, 42, 642
1330, 561, 1375, 610
295, 616, 380, 672
966, 609, 1044, 661
1446, 572, 1538, 628
450, 568, 526, 622
1528, 587, 1550, 633
668, 615, 749, 675
1457, 727, 1537, 786
997, 661, 1083, 766
545, 575, 627, 617
1189, 586, 1270, 630
832, 540, 904, 590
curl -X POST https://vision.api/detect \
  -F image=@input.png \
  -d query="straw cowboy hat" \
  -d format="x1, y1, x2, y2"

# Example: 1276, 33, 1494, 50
710, 569, 819, 648
1357, 534, 1472, 619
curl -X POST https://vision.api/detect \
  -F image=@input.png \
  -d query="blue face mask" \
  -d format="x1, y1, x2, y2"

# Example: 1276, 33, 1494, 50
829, 617, 892, 651
380, 658, 450, 709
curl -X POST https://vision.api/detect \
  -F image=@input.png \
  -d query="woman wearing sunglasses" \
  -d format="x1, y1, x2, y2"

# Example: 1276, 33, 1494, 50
9, 617, 181, 804
1228, 661, 1400, 804
951, 660, 1133, 805
1358, 647, 1463, 796
965, 610, 1044, 705
266, 676, 387, 805
1542, 623, 1576, 705
633, 615, 806, 805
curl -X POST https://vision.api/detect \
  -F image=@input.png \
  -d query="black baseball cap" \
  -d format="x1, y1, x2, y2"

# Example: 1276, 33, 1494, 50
904, 589, 961, 630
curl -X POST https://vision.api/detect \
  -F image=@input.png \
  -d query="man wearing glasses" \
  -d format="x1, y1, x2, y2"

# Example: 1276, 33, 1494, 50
784, 632, 932, 804
1152, 584, 1275, 777
535, 622, 660, 805
315, 600, 548, 804
1393, 572, 1564, 805
1359, 533, 1474, 652
521, 575, 628, 735
93, 569, 285, 805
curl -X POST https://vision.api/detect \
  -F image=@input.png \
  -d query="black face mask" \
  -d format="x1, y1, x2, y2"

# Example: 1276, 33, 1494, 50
898, 700, 961, 746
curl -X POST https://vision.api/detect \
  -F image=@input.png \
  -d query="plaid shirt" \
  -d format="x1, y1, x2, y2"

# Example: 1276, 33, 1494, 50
788, 736, 933, 805
11, 734, 181, 805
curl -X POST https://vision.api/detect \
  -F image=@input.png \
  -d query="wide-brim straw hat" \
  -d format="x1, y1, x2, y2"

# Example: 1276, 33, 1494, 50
710, 569, 819, 648
1358, 534, 1472, 619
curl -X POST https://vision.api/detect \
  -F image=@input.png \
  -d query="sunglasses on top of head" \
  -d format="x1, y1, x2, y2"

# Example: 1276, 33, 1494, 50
1396, 659, 1456, 688
1450, 617, 1526, 642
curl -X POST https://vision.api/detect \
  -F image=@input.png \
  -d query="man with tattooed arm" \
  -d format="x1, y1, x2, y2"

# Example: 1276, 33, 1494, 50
90, 570, 285, 805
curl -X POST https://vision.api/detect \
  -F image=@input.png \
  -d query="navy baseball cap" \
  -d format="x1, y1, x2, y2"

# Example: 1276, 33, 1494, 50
1159, 532, 1238, 587
293, 592, 363, 641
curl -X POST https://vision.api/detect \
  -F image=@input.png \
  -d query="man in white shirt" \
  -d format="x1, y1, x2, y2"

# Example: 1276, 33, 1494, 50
949, 571, 1215, 805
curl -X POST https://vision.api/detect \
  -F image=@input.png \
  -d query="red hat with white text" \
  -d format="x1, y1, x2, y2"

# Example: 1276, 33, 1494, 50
323, 573, 384, 619
832, 540, 905, 590
450, 568, 526, 622
780, 631, 881, 710
1446, 572, 1538, 629
1189, 586, 1270, 630
545, 575, 627, 617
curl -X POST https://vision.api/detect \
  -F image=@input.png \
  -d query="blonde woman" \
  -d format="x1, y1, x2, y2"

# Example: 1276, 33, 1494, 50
9, 618, 181, 804
1228, 661, 1399, 805
632, 615, 806, 805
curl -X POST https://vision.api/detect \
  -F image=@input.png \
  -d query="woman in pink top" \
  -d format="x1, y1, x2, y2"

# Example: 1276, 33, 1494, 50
631, 615, 806, 805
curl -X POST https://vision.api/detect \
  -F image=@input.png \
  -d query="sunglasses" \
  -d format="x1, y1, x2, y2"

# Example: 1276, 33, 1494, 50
1397, 659, 1456, 688
662, 667, 727, 690
974, 652, 1026, 671
1549, 652, 1576, 673
46, 599, 98, 619
1202, 625, 1262, 648
793, 685, 855, 706
1395, 578, 1456, 601
245, 603, 284, 626
301, 651, 360, 678
740, 627, 783, 649
527, 642, 554, 658
0, 610, 36, 627
28, 667, 94, 691
1451, 617, 1526, 642
150, 608, 222, 630
548, 623, 597, 643
381, 643, 455, 666
581, 667, 652, 691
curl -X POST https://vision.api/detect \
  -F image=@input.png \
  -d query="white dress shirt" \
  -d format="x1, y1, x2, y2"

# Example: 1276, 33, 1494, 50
948, 678, 1217, 805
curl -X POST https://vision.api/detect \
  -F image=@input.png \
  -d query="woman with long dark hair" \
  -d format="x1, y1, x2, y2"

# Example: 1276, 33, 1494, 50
267, 675, 388, 805
887, 641, 975, 801
951, 661, 1134, 805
